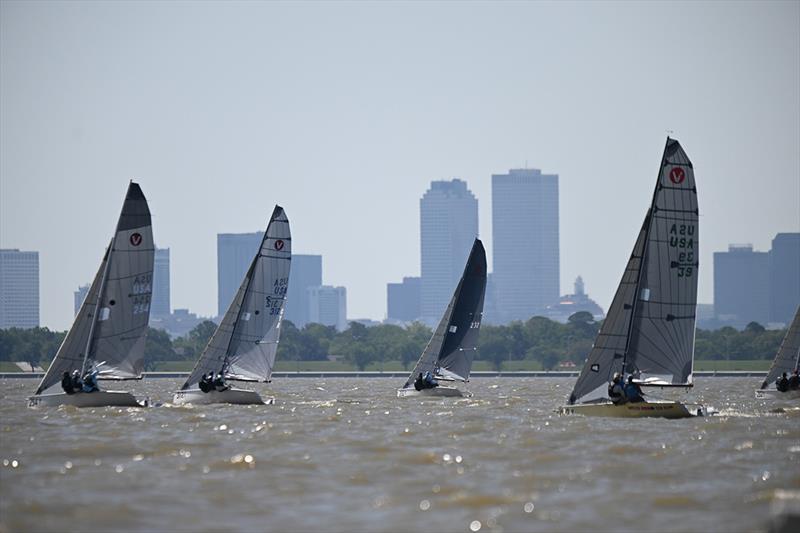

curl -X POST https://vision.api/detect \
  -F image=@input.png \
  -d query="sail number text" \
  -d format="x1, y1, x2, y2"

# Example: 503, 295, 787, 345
669, 224, 696, 278
265, 278, 289, 315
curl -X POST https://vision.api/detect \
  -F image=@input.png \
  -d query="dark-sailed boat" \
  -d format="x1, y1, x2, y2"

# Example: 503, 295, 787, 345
756, 306, 800, 400
28, 182, 154, 408
398, 238, 486, 398
173, 206, 291, 406
560, 138, 708, 418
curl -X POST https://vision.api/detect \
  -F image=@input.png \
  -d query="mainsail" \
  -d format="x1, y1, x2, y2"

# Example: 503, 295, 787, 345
760, 306, 800, 389
402, 238, 486, 388
181, 206, 291, 390
569, 138, 698, 404
35, 182, 154, 394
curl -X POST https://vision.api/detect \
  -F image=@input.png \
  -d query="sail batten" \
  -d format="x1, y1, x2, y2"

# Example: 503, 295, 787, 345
569, 138, 698, 405
402, 239, 487, 389
181, 206, 291, 390
35, 182, 154, 394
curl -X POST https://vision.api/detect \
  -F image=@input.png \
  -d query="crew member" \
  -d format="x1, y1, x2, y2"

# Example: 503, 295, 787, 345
608, 372, 625, 405
776, 372, 790, 392
61, 371, 75, 395
623, 375, 644, 403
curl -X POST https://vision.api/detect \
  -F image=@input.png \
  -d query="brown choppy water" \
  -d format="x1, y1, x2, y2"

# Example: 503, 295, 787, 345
1, 377, 798, 532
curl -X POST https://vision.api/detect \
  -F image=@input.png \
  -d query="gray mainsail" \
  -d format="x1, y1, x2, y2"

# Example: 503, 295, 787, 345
35, 182, 154, 394
181, 206, 290, 389
569, 138, 698, 404
402, 239, 486, 388
761, 306, 800, 389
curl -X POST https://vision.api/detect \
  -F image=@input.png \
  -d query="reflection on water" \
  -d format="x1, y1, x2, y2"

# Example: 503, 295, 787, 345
1, 377, 798, 532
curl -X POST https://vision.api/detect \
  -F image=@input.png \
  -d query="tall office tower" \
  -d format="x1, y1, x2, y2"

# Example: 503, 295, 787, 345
217, 232, 263, 316
74, 284, 90, 316
714, 244, 770, 327
492, 168, 560, 324
308, 285, 347, 331
387, 276, 421, 322
284, 254, 322, 328
151, 247, 171, 318
420, 179, 479, 325
769, 233, 800, 325
0, 249, 39, 329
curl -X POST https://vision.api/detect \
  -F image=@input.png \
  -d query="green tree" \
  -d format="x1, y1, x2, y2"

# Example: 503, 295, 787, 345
144, 327, 176, 370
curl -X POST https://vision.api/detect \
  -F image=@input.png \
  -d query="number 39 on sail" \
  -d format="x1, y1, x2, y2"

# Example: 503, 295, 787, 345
559, 138, 711, 419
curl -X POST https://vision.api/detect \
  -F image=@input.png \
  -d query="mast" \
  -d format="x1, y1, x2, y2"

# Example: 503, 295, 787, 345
80, 238, 114, 376
619, 137, 669, 378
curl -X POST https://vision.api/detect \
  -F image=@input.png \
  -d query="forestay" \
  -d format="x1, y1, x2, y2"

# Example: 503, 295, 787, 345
761, 306, 800, 389
402, 238, 486, 388
181, 206, 291, 389
35, 182, 154, 394
569, 138, 698, 404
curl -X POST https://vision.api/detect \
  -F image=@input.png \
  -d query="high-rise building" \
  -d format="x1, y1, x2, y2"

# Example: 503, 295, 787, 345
387, 276, 421, 323
217, 232, 263, 316
74, 284, 90, 316
492, 168, 560, 324
420, 179, 479, 325
769, 233, 800, 325
284, 255, 322, 328
308, 285, 347, 331
152, 247, 171, 318
0, 249, 39, 329
714, 244, 770, 327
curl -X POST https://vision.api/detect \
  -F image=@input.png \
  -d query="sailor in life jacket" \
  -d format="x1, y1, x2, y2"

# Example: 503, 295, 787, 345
607, 372, 624, 404
623, 375, 644, 403
776, 372, 790, 392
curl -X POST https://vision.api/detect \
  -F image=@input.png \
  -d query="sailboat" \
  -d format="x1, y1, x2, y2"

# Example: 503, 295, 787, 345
559, 138, 708, 418
173, 205, 290, 406
397, 238, 486, 398
755, 306, 800, 400
28, 182, 154, 408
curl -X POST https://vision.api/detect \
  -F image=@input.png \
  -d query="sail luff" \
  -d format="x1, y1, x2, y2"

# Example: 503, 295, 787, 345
567, 219, 648, 404
620, 138, 670, 375
34, 250, 107, 394
222, 253, 260, 372
402, 287, 458, 389
80, 239, 114, 376
761, 306, 800, 389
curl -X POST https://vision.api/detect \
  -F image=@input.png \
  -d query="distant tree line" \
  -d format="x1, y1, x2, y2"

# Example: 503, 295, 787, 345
0, 314, 788, 371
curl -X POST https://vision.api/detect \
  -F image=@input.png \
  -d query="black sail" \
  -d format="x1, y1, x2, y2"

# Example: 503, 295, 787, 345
569, 138, 698, 404
761, 306, 800, 389
402, 238, 486, 388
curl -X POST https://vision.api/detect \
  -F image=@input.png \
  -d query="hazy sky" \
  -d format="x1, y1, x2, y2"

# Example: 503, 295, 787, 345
2, 1, 798, 331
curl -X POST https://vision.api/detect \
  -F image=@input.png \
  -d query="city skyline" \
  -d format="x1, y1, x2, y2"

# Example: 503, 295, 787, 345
2, 2, 798, 331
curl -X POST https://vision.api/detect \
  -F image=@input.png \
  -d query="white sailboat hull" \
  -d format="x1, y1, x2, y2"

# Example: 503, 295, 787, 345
396, 386, 468, 398
558, 400, 706, 419
27, 391, 142, 408
755, 389, 800, 400
172, 387, 273, 406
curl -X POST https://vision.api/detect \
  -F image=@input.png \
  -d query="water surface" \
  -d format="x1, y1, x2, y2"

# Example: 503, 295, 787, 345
1, 377, 798, 532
